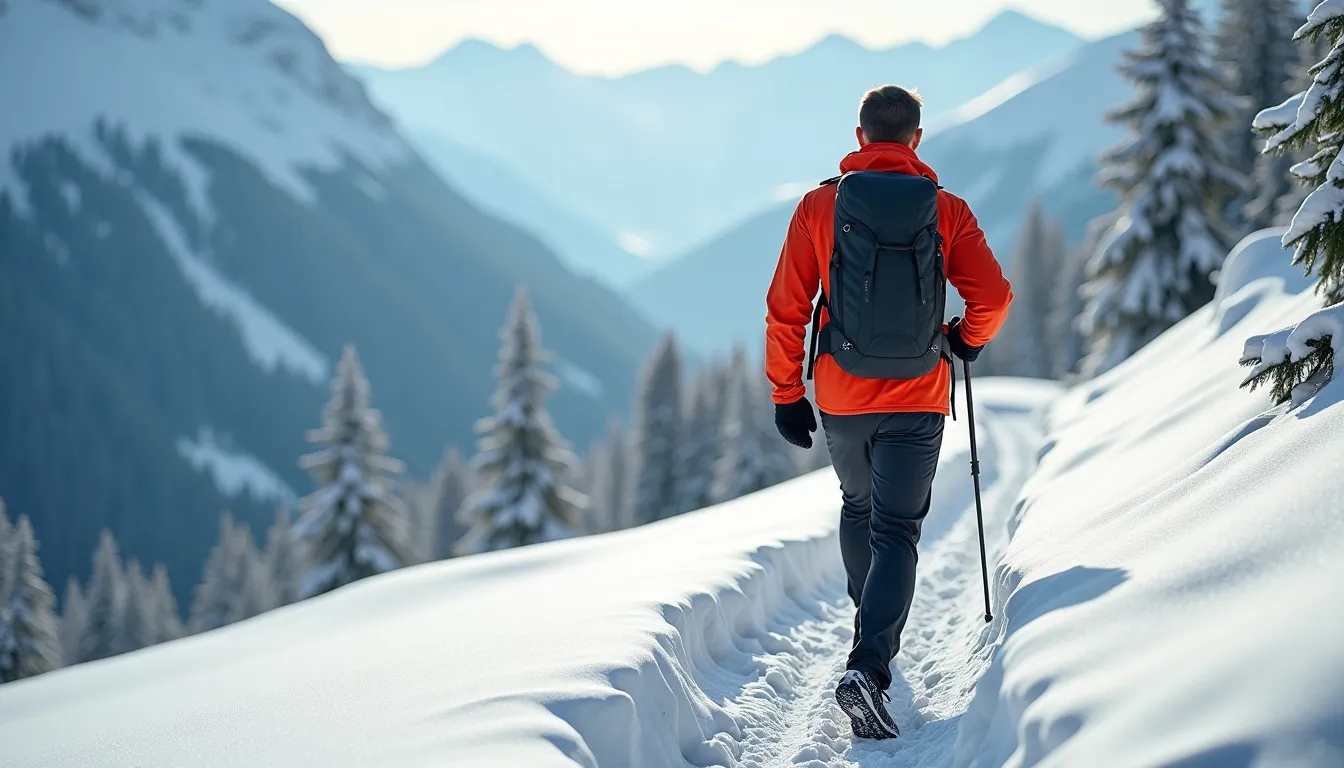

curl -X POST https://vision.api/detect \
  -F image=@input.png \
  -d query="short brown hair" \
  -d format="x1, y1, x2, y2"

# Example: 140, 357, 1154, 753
859, 85, 924, 144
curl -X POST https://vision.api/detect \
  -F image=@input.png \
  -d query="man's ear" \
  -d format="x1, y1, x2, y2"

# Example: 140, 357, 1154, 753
911, 128, 924, 151
855, 126, 867, 147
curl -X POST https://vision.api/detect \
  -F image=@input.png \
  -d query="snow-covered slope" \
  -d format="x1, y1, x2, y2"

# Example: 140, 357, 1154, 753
953, 232, 1341, 766
0, 377, 1059, 766
7, 221, 1339, 762
630, 31, 1133, 353
1, 0, 657, 607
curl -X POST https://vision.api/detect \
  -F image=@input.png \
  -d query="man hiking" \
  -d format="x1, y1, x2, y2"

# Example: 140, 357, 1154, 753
764, 84, 1012, 740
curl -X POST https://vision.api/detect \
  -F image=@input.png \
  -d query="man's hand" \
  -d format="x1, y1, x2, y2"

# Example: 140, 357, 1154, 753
775, 397, 818, 449
946, 317, 985, 363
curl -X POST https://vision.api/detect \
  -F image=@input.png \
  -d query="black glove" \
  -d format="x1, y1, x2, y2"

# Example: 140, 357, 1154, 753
775, 397, 818, 450
946, 317, 984, 363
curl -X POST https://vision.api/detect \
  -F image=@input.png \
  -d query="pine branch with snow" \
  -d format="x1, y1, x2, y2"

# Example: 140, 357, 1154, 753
1081, 0, 1246, 377
1242, 1, 1344, 402
458, 289, 584, 554
713, 349, 796, 503
629, 334, 685, 523
296, 346, 413, 597
0, 516, 61, 683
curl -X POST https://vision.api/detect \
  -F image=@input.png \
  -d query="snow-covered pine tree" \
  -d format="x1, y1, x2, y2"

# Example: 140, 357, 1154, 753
0, 516, 60, 682
1271, 32, 1336, 223
189, 513, 276, 633
677, 361, 729, 514
458, 289, 584, 553
263, 507, 301, 606
586, 419, 630, 533
0, 500, 13, 604
120, 560, 184, 651
295, 346, 412, 598
426, 447, 469, 559
119, 560, 157, 652
713, 348, 796, 503
993, 201, 1056, 378
149, 564, 185, 642
1053, 217, 1113, 379
1081, 0, 1245, 377
79, 530, 127, 663
1218, 0, 1301, 229
628, 334, 684, 524
59, 577, 87, 666
1242, 1, 1344, 403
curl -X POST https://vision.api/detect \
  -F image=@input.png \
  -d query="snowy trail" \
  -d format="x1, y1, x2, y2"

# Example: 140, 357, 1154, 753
724, 385, 1053, 768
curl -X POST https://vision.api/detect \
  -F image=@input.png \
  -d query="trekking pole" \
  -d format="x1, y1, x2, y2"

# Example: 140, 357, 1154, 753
963, 358, 994, 624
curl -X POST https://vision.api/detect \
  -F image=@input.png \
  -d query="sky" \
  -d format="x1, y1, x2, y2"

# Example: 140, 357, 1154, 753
273, 0, 1160, 76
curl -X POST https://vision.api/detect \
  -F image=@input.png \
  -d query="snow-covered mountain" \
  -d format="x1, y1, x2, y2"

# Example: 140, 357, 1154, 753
0, 0, 656, 604
7, 229, 1333, 768
6, 230, 1338, 767
630, 31, 1134, 353
351, 10, 1085, 268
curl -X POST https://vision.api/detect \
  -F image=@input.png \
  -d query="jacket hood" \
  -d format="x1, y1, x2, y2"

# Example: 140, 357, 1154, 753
838, 142, 938, 182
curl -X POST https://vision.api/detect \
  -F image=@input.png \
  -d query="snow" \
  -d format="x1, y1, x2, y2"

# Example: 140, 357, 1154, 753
0, 375, 1053, 766
58, 180, 81, 212
1302, 0, 1344, 33
0, 0, 408, 223
928, 32, 1134, 189
954, 238, 1340, 766
1253, 92, 1304, 131
175, 426, 295, 504
3, 237, 1342, 764
140, 196, 329, 383
555, 358, 605, 399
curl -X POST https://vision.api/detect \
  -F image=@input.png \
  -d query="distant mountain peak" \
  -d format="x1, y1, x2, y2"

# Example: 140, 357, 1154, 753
432, 38, 557, 70
966, 8, 1082, 47
812, 33, 870, 54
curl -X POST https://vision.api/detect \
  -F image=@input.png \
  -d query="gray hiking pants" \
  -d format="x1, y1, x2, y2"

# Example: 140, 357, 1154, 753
822, 410, 945, 691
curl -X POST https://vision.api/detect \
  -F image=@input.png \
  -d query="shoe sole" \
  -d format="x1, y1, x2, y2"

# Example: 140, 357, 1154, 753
835, 678, 900, 740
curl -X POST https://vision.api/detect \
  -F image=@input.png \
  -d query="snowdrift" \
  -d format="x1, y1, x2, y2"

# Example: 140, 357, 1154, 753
956, 229, 1344, 766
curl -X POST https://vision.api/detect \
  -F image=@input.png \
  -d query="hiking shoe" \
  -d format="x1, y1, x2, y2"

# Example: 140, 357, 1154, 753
835, 669, 900, 739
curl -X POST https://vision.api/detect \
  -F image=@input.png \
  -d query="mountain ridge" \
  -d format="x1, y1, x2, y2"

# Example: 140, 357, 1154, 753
629, 31, 1135, 352
350, 9, 1086, 275
1, 0, 656, 604
373, 8, 1079, 80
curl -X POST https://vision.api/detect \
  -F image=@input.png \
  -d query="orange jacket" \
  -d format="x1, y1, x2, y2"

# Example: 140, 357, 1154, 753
765, 143, 1013, 416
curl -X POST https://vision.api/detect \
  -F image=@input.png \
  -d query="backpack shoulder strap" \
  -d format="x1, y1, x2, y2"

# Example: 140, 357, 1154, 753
820, 175, 843, 186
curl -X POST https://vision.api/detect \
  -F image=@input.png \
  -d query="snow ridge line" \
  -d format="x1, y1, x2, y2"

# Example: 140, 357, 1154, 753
560, 517, 847, 767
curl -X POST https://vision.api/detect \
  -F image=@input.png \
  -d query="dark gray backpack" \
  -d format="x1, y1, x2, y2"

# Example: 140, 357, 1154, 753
807, 171, 948, 380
